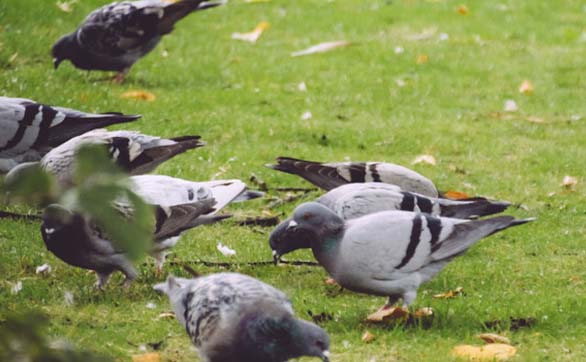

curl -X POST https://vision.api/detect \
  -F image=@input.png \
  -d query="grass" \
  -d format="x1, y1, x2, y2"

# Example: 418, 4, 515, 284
1, 0, 586, 360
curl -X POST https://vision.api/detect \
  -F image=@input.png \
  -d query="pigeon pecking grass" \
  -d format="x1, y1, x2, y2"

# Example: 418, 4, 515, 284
0, 96, 139, 173
52, 0, 225, 83
154, 273, 331, 362
270, 182, 511, 262
277, 202, 534, 311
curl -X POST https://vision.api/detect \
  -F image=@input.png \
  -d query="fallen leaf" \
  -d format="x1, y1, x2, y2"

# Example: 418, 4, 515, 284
478, 333, 511, 345
362, 330, 375, 343
217, 242, 236, 256
503, 100, 518, 112
325, 277, 338, 286
452, 344, 516, 361
8, 52, 18, 63
291, 41, 351, 57
121, 90, 156, 101
56, 1, 74, 13
301, 111, 313, 120
35, 263, 51, 274
518, 80, 534, 95
443, 190, 472, 200
366, 306, 409, 322
157, 312, 175, 319
562, 175, 578, 189
231, 21, 270, 43
457, 5, 470, 15
416, 54, 429, 64
412, 154, 436, 166
412, 307, 434, 318
132, 353, 160, 362
524, 115, 544, 123
569, 275, 580, 283
432, 286, 464, 299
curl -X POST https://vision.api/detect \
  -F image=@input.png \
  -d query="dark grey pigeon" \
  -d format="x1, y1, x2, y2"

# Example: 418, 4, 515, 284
267, 156, 439, 197
0, 96, 139, 172
6, 129, 204, 187
154, 273, 331, 362
41, 196, 216, 288
281, 202, 533, 308
270, 183, 511, 262
52, 0, 224, 82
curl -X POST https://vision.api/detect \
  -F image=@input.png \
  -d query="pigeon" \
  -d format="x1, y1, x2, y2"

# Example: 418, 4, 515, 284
52, 0, 225, 82
267, 156, 439, 197
129, 175, 264, 270
154, 273, 330, 362
0, 96, 139, 172
6, 129, 204, 187
41, 192, 216, 288
270, 183, 511, 261
279, 202, 533, 308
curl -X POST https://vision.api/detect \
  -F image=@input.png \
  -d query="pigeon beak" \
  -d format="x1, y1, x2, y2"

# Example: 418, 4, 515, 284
286, 219, 298, 230
53, 57, 62, 70
272, 250, 280, 265
321, 350, 330, 362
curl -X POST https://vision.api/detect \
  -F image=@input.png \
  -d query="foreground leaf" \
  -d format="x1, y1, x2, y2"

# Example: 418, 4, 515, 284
433, 286, 464, 299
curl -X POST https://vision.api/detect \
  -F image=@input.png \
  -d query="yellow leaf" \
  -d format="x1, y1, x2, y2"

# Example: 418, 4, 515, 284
443, 190, 472, 200
478, 333, 511, 345
366, 306, 409, 322
132, 353, 160, 362
121, 90, 156, 101
416, 54, 429, 64
432, 286, 464, 299
518, 80, 534, 95
231, 21, 270, 43
361, 330, 375, 343
457, 5, 469, 15
452, 344, 517, 361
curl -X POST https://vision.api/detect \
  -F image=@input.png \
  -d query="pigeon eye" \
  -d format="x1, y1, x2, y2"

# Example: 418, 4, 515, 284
315, 340, 325, 349
303, 212, 313, 220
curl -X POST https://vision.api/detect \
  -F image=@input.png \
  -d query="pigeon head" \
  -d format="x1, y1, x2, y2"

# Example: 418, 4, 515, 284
269, 217, 313, 264
52, 34, 77, 70
42, 204, 75, 231
289, 202, 344, 240
153, 275, 193, 326
238, 302, 331, 362
40, 204, 83, 245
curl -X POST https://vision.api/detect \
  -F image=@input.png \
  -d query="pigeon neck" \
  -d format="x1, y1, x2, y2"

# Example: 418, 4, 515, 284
311, 226, 344, 271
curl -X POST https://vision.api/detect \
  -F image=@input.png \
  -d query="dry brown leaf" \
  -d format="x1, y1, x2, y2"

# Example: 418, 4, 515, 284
325, 277, 338, 286
518, 80, 534, 95
291, 41, 351, 57
457, 5, 470, 15
121, 90, 156, 101
132, 352, 160, 362
412, 154, 436, 166
478, 333, 511, 345
231, 21, 270, 43
562, 175, 578, 189
452, 344, 517, 361
366, 306, 409, 322
412, 307, 434, 318
432, 286, 464, 299
443, 190, 472, 200
361, 330, 375, 343
416, 54, 429, 64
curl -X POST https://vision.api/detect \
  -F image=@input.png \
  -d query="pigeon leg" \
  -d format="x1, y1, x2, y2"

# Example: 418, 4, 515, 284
112, 68, 130, 84
153, 251, 167, 276
95, 272, 112, 290
401, 290, 417, 308
111, 255, 138, 288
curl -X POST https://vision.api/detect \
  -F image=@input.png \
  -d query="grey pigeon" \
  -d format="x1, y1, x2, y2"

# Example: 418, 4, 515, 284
270, 183, 511, 261
52, 0, 225, 82
267, 156, 439, 197
0, 96, 139, 172
41, 194, 215, 288
7, 129, 204, 187
154, 273, 330, 362
129, 175, 263, 270
280, 202, 533, 307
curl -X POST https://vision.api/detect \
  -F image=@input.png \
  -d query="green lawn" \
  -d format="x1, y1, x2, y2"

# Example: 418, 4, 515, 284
1, 0, 586, 361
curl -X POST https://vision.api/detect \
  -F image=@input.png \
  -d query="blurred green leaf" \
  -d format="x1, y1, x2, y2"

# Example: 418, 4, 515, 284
73, 144, 124, 185
0, 312, 112, 362
1, 163, 57, 207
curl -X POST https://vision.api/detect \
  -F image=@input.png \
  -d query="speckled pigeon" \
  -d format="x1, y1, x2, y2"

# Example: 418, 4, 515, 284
267, 156, 439, 197
52, 0, 225, 82
41, 193, 216, 288
6, 129, 204, 187
154, 273, 331, 362
280, 202, 533, 308
0, 96, 139, 172
270, 182, 511, 261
